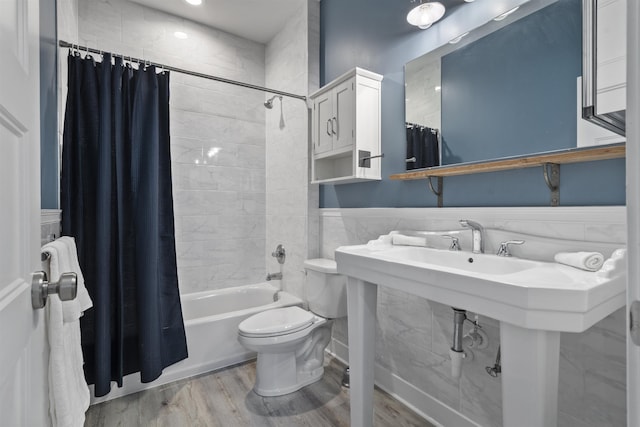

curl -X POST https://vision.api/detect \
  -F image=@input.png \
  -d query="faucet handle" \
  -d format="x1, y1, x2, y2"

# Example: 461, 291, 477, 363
271, 244, 286, 264
442, 235, 461, 251
496, 240, 524, 257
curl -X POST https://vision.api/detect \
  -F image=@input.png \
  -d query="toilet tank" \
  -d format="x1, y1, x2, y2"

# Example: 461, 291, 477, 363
304, 259, 347, 318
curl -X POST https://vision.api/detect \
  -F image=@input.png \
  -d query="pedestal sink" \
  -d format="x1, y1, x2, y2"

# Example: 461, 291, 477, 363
335, 242, 626, 427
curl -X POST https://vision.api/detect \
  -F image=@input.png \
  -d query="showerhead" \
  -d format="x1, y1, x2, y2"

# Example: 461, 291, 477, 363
264, 95, 282, 109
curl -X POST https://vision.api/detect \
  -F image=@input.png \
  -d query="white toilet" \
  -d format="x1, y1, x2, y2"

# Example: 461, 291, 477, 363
237, 258, 347, 396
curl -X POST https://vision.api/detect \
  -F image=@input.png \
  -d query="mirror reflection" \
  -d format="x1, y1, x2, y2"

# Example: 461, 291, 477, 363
404, 0, 624, 170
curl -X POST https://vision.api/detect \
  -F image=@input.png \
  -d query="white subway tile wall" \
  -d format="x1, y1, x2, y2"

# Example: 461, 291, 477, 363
63, 0, 269, 294
265, 1, 318, 299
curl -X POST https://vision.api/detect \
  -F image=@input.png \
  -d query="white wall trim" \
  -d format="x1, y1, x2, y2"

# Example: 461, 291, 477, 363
327, 338, 480, 427
40, 209, 61, 225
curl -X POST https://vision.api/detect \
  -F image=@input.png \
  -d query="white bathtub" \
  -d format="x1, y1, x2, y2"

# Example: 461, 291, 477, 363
174, 283, 303, 376
90, 282, 302, 403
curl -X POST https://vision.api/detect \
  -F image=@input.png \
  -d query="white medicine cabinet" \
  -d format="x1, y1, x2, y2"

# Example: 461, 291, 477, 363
583, 0, 626, 135
310, 67, 383, 184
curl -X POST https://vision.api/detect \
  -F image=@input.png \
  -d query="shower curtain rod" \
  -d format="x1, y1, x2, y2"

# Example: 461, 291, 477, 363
59, 40, 307, 102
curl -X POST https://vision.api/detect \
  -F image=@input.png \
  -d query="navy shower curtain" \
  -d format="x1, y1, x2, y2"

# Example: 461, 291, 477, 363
61, 52, 188, 397
406, 124, 440, 170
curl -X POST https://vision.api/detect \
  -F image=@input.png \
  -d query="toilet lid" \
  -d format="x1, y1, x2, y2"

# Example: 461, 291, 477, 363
238, 306, 314, 337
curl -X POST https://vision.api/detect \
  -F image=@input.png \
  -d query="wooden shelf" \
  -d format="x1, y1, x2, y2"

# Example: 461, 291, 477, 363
389, 144, 625, 181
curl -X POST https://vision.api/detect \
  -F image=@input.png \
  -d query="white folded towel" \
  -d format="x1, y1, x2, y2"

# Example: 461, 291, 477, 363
554, 251, 605, 272
41, 238, 92, 427
366, 234, 393, 250
391, 234, 427, 247
596, 248, 627, 278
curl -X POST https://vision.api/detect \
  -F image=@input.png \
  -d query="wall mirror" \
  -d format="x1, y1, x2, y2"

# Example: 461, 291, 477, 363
404, 0, 625, 170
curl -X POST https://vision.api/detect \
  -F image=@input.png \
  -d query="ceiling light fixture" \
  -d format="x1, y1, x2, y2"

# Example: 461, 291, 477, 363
185, 0, 202, 5
407, 1, 446, 30
174, 31, 188, 39
494, 6, 520, 21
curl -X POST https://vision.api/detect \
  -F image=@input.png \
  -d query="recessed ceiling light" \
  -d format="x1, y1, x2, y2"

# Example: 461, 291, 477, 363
185, 0, 202, 5
494, 6, 520, 21
174, 31, 188, 39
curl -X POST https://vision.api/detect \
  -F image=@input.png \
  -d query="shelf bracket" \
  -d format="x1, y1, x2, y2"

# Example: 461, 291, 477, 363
542, 163, 560, 207
427, 176, 443, 207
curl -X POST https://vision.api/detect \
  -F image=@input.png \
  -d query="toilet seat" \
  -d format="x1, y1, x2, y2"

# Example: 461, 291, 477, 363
238, 306, 315, 338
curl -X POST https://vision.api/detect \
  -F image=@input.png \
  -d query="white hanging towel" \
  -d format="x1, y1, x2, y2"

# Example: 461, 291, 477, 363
42, 238, 93, 427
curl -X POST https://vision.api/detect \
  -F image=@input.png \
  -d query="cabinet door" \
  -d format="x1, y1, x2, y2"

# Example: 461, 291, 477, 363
333, 79, 355, 151
315, 91, 334, 154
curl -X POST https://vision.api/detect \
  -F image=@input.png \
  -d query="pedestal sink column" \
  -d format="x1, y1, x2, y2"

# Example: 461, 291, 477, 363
347, 277, 377, 427
500, 322, 561, 427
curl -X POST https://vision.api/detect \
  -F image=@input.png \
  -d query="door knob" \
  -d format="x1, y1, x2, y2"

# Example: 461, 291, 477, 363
31, 271, 78, 309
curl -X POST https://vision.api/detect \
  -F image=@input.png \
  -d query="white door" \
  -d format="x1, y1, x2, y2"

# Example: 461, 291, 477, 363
0, 0, 48, 425
628, 1, 640, 426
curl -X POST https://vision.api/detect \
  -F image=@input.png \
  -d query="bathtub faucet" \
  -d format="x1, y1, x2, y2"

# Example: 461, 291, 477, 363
266, 272, 282, 281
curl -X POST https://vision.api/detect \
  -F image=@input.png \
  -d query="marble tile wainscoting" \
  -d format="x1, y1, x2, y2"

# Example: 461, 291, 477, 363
319, 207, 626, 427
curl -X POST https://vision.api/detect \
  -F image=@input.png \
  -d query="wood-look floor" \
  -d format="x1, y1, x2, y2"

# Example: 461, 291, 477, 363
84, 356, 433, 427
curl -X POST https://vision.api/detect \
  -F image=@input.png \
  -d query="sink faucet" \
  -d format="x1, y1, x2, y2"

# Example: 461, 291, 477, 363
460, 219, 484, 254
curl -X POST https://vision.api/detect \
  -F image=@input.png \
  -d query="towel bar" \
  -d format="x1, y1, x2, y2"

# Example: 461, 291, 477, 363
358, 150, 384, 168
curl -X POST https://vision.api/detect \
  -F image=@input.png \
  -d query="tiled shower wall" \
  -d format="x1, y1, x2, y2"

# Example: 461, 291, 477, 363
59, 0, 268, 294
41, 210, 62, 246
265, 0, 319, 299
321, 207, 626, 427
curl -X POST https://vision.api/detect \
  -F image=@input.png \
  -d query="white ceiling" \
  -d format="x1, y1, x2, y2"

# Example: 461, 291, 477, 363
129, 0, 301, 44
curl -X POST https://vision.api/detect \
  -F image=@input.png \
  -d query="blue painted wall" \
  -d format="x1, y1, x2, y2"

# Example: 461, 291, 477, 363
40, 0, 58, 209
319, 0, 625, 207
441, 0, 581, 163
